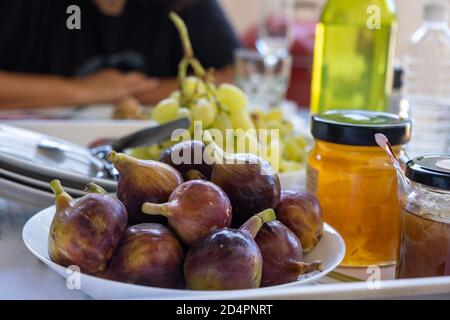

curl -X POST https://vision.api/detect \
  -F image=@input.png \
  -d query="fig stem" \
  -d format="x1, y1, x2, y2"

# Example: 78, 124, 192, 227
286, 260, 323, 275
240, 209, 276, 239
84, 183, 108, 195
49, 179, 74, 211
49, 179, 65, 196
107, 151, 122, 164
142, 203, 167, 217
203, 130, 226, 165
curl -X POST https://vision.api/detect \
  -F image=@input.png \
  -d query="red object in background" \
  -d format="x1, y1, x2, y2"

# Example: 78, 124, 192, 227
243, 21, 316, 108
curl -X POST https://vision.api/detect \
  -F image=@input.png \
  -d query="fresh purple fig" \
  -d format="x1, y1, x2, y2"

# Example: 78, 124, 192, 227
184, 209, 276, 290
276, 190, 324, 253
255, 221, 322, 287
142, 180, 232, 246
203, 131, 281, 227
108, 151, 183, 224
159, 140, 212, 180
104, 223, 184, 289
48, 180, 127, 275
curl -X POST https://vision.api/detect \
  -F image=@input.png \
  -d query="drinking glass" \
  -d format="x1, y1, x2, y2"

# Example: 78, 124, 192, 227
256, 0, 295, 58
235, 49, 292, 110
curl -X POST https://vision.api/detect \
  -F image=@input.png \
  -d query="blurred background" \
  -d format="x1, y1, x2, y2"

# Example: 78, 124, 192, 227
221, 0, 443, 60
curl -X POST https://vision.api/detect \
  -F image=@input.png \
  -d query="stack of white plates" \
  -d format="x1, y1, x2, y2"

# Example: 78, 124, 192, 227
0, 125, 117, 209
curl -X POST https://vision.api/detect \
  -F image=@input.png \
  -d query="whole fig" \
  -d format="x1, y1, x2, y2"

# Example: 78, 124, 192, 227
142, 180, 232, 246
276, 190, 324, 253
203, 132, 281, 227
184, 209, 276, 290
48, 180, 127, 274
159, 140, 212, 181
256, 221, 322, 287
105, 223, 185, 288
108, 151, 183, 224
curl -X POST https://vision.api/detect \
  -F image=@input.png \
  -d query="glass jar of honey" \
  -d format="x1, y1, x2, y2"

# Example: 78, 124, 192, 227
307, 110, 411, 267
396, 155, 450, 278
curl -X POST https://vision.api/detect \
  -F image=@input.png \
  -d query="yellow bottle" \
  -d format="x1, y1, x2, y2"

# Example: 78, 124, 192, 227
311, 0, 397, 113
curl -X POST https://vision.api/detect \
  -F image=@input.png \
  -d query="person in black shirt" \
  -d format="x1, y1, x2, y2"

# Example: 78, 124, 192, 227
0, 0, 240, 109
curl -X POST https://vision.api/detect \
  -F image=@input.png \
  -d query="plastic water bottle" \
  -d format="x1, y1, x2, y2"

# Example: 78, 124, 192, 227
403, 2, 450, 156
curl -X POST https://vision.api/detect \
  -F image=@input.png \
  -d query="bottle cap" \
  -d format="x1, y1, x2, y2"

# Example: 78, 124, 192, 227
424, 3, 448, 22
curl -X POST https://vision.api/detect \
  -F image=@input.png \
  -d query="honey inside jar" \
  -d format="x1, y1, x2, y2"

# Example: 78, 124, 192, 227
395, 155, 450, 278
307, 111, 411, 267
307, 142, 403, 266
397, 209, 450, 278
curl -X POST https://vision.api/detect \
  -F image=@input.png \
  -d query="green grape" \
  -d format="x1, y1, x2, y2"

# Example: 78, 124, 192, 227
283, 136, 305, 162
147, 144, 163, 160
266, 138, 282, 172
170, 90, 181, 101
190, 98, 217, 128
218, 83, 248, 113
293, 135, 308, 149
177, 107, 192, 120
160, 139, 177, 151
266, 120, 294, 138
264, 108, 283, 122
211, 111, 233, 136
183, 76, 206, 101
250, 110, 266, 131
234, 130, 259, 155
127, 144, 161, 160
152, 98, 179, 124
279, 159, 303, 173
230, 111, 255, 131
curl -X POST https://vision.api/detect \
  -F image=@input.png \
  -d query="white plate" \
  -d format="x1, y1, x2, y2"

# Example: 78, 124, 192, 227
22, 205, 345, 300
0, 177, 54, 209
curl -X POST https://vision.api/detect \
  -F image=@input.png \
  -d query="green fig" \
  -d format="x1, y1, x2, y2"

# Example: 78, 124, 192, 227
108, 151, 183, 224
184, 209, 276, 290
48, 180, 127, 274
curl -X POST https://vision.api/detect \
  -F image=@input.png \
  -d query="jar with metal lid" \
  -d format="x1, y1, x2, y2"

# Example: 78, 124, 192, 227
396, 155, 450, 278
306, 110, 411, 267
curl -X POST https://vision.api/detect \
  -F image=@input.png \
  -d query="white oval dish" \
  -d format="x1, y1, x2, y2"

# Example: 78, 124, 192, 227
22, 205, 345, 300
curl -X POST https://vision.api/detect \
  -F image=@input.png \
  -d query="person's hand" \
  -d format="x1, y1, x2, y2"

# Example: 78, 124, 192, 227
73, 69, 159, 105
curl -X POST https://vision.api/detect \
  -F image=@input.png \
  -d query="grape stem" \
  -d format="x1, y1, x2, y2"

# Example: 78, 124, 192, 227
169, 12, 226, 113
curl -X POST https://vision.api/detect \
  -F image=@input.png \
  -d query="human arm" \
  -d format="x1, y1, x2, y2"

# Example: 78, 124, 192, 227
0, 69, 158, 109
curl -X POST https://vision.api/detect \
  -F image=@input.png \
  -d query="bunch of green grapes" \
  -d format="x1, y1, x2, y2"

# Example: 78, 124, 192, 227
250, 108, 308, 173
150, 76, 259, 151
128, 12, 307, 173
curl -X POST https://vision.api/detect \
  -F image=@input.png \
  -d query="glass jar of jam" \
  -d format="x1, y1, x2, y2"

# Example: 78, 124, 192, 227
307, 110, 411, 267
396, 155, 450, 278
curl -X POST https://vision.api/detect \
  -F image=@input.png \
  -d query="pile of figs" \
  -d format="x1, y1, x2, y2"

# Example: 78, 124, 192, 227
48, 137, 324, 290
